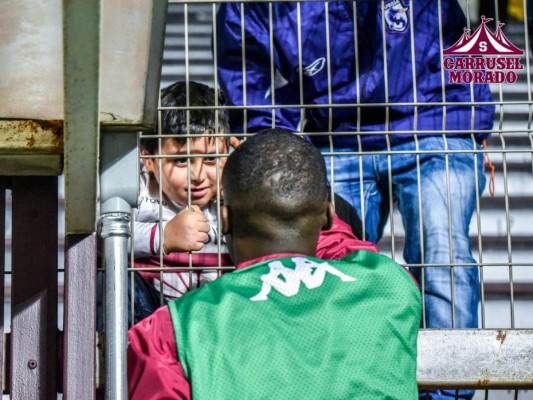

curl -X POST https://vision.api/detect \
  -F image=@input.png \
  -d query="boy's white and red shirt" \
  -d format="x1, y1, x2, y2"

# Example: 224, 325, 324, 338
133, 170, 230, 299
133, 169, 378, 299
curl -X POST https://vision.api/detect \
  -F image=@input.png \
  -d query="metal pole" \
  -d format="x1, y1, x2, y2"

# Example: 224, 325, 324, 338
100, 197, 131, 400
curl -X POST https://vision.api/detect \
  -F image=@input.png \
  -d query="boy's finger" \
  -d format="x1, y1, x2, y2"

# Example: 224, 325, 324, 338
194, 212, 208, 223
189, 241, 205, 251
189, 204, 202, 213
230, 136, 243, 149
197, 221, 210, 233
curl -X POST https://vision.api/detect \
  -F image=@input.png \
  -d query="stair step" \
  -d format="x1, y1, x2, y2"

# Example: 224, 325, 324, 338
164, 37, 212, 48
164, 49, 214, 62
378, 235, 533, 252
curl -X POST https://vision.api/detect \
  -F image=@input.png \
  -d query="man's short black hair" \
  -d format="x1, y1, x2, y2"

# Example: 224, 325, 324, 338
222, 129, 328, 219
143, 81, 230, 154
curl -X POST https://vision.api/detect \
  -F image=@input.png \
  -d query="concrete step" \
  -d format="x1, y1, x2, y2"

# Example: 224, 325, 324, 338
164, 36, 212, 48
163, 49, 214, 63
165, 24, 212, 36
487, 130, 533, 146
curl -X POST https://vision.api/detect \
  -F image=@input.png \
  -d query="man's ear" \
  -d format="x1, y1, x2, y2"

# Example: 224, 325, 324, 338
140, 147, 154, 173
221, 204, 232, 235
322, 202, 335, 231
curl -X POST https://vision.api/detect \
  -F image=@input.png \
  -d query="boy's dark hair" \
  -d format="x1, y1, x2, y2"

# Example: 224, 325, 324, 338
143, 81, 230, 154
222, 129, 328, 219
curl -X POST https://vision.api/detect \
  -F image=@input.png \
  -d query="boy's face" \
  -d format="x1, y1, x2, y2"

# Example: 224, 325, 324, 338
143, 135, 228, 208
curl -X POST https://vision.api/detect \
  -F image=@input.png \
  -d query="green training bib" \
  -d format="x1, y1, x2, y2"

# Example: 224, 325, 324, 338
169, 251, 421, 400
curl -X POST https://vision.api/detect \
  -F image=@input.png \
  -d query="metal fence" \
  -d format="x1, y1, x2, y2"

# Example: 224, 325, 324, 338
129, 0, 533, 398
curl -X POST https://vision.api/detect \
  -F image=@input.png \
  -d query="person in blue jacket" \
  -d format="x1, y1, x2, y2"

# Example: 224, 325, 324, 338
215, 2, 494, 399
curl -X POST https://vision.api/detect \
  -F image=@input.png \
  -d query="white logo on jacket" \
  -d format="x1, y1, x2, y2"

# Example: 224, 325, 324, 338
303, 57, 326, 76
250, 257, 356, 301
264, 69, 289, 99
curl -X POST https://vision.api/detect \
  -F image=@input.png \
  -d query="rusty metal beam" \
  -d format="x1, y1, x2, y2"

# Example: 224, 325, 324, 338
418, 329, 533, 389
0, 121, 63, 176
63, 234, 97, 400
10, 177, 58, 399
0, 120, 63, 155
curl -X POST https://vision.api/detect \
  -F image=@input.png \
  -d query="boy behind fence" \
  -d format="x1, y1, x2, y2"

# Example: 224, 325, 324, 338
128, 129, 421, 399
132, 81, 377, 310
133, 81, 231, 300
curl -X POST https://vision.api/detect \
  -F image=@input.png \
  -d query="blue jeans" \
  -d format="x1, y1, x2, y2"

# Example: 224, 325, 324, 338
323, 136, 486, 400
96, 270, 164, 331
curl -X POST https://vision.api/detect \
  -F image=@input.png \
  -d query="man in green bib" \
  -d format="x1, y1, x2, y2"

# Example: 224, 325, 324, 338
128, 129, 422, 399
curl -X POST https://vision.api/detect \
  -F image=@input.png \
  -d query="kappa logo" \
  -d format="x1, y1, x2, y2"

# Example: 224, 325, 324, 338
303, 57, 326, 77
384, 0, 409, 33
250, 257, 356, 301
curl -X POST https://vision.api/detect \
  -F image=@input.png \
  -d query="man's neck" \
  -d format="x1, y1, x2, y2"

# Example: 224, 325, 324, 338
232, 236, 318, 265
236, 252, 308, 270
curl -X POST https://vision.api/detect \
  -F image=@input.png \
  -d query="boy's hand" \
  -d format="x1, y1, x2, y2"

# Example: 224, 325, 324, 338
163, 205, 210, 253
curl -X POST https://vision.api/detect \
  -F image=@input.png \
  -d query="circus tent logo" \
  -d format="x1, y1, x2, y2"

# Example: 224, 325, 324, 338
443, 16, 524, 84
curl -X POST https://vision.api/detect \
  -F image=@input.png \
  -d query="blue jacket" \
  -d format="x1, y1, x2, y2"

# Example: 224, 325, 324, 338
216, 0, 494, 148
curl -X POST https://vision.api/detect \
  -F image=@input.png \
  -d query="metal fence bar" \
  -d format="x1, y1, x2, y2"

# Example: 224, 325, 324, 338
10, 177, 58, 400
418, 329, 533, 389
212, 3, 224, 272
